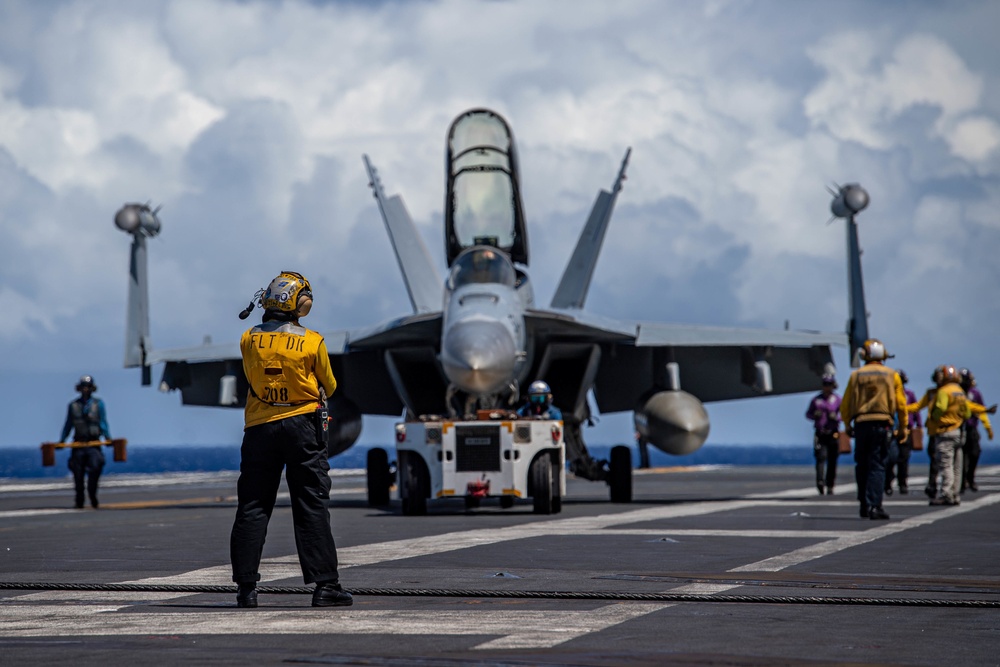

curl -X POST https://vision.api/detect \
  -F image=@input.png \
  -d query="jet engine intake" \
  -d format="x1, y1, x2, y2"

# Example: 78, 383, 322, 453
634, 390, 710, 456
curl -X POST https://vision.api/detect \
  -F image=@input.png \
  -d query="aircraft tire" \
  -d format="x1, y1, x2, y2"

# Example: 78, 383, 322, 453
499, 496, 515, 509
366, 448, 391, 507
609, 444, 633, 503
400, 452, 428, 516
531, 454, 555, 514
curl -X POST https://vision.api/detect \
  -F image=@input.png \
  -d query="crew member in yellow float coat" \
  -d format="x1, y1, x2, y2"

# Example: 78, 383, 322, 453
230, 271, 352, 609
840, 339, 908, 520
907, 366, 992, 500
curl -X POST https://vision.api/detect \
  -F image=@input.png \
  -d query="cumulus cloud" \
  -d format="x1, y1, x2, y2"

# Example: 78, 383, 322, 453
805, 31, 1000, 163
1, 0, 998, 447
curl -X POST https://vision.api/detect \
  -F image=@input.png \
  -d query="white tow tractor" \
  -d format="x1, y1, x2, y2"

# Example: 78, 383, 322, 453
366, 410, 565, 515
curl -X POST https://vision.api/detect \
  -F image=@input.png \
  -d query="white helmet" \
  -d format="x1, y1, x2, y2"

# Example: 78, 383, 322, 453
527, 380, 552, 407
859, 339, 890, 362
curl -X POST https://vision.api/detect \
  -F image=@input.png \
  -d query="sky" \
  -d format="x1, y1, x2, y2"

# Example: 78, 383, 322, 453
1, 0, 998, 452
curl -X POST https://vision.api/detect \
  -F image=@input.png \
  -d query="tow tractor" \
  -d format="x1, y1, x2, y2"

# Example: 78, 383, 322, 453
366, 410, 565, 515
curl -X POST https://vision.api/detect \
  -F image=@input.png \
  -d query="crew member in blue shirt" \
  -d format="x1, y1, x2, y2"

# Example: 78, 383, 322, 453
517, 381, 563, 420
60, 375, 111, 509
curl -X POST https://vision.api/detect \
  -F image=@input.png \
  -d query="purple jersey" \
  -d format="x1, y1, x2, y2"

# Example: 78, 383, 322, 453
905, 388, 922, 429
806, 392, 841, 435
966, 386, 983, 428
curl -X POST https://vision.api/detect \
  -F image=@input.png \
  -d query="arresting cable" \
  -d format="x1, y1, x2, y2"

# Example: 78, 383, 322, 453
0, 582, 997, 608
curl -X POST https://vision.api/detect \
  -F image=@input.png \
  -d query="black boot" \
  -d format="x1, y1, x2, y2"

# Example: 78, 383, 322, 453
236, 583, 258, 608
312, 582, 353, 607
868, 507, 890, 520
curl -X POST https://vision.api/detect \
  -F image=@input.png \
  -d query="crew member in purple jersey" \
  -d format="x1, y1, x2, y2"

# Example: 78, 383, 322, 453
885, 370, 921, 495
959, 369, 994, 492
806, 374, 842, 495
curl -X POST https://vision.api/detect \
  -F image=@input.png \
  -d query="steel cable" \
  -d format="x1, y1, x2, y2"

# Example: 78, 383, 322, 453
0, 582, 997, 608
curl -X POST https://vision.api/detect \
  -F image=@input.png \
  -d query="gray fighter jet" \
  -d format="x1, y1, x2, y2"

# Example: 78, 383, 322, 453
118, 108, 870, 502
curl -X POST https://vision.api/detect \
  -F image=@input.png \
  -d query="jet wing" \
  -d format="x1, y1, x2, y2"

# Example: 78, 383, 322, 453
150, 312, 445, 416
526, 309, 843, 415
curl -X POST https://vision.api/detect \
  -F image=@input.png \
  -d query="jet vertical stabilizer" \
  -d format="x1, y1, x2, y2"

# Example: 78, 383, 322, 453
115, 203, 161, 385
829, 183, 870, 367
364, 155, 443, 313
551, 148, 631, 309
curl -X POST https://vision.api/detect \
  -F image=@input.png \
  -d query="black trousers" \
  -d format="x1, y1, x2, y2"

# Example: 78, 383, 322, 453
68, 447, 105, 508
854, 421, 891, 510
230, 413, 341, 585
962, 426, 981, 488
885, 440, 912, 491
813, 432, 839, 488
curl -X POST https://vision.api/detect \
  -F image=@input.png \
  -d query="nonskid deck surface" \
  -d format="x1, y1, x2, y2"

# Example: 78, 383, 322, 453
1, 464, 998, 666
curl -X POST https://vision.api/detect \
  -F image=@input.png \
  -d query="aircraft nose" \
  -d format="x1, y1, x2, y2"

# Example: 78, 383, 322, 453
440, 319, 517, 395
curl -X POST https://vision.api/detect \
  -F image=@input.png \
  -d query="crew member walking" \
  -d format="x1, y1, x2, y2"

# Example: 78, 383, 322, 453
959, 368, 994, 492
805, 374, 841, 495
908, 367, 945, 498
59, 375, 111, 509
230, 271, 352, 609
926, 366, 971, 506
885, 370, 921, 495
840, 339, 908, 520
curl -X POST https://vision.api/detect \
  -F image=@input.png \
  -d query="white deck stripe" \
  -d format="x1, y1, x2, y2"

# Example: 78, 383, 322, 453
2, 470, 998, 649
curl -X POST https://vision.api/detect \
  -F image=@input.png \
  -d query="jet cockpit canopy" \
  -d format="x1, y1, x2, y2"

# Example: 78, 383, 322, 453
446, 246, 517, 291
445, 108, 528, 267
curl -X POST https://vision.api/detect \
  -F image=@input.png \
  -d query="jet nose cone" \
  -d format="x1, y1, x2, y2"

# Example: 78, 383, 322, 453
441, 319, 517, 394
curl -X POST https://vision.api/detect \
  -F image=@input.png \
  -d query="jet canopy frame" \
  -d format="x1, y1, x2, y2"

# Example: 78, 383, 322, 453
446, 108, 529, 266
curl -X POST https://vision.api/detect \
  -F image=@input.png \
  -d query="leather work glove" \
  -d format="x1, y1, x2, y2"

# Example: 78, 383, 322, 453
988, 426, 994, 440
987, 404, 998, 415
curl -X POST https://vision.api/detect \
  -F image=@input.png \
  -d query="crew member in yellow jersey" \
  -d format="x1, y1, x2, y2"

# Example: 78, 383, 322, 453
907, 366, 994, 500
840, 339, 908, 520
924, 366, 973, 506
230, 271, 352, 609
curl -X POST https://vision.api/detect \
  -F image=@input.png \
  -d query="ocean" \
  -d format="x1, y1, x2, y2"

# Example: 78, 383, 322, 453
4, 443, 1000, 480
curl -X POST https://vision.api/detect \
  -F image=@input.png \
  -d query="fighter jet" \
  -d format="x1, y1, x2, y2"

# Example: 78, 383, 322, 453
118, 108, 869, 503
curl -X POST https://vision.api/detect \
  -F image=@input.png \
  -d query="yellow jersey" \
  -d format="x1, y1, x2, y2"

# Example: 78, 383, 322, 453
240, 321, 337, 429
840, 362, 908, 440
907, 386, 990, 436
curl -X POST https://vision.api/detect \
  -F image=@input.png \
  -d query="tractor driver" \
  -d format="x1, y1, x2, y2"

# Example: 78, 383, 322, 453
517, 380, 563, 420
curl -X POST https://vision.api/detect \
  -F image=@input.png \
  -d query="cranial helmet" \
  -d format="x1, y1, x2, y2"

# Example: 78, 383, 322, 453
859, 339, 890, 362
959, 367, 975, 389
262, 271, 312, 313
932, 366, 946, 385
898, 370, 909, 384
941, 365, 960, 384
76, 375, 96, 392
821, 374, 837, 388
528, 380, 552, 406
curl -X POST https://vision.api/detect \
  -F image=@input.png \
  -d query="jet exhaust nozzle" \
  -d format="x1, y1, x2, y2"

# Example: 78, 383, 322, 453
440, 319, 517, 395
634, 390, 710, 455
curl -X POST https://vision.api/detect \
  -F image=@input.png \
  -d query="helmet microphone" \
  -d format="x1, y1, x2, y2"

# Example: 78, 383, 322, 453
238, 288, 265, 320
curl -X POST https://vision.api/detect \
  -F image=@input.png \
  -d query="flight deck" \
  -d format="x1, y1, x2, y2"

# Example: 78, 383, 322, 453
1, 464, 999, 666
